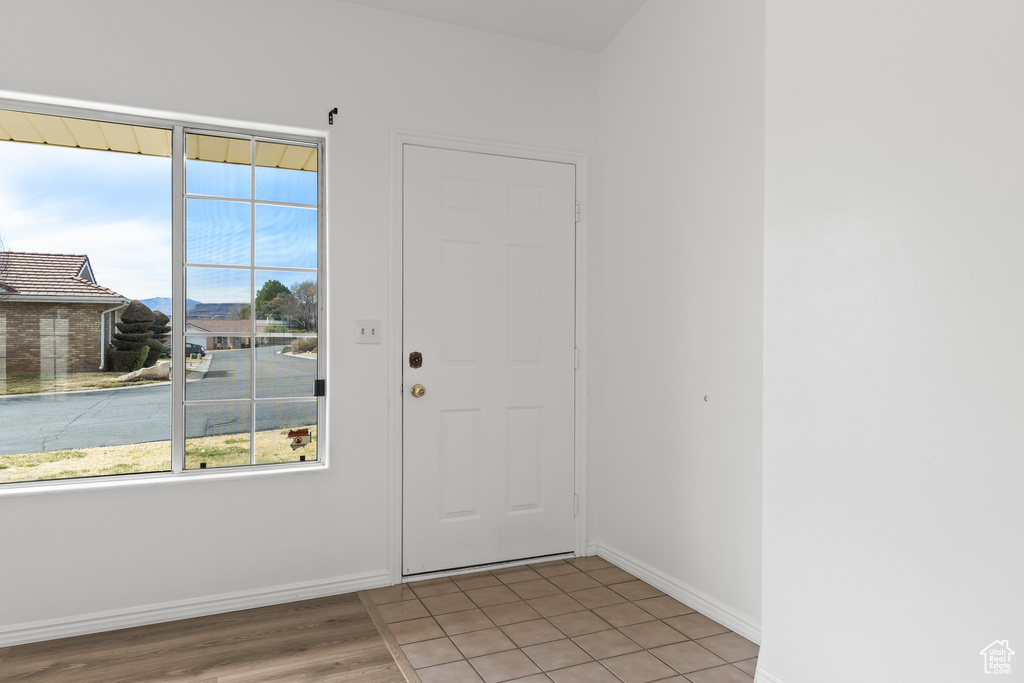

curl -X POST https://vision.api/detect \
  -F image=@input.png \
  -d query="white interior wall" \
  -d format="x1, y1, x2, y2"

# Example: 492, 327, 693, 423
596, 0, 764, 636
0, 0, 598, 639
763, 1, 1024, 681
11, 1, 1012, 676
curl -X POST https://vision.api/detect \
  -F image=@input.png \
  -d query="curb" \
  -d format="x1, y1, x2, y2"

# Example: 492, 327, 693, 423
185, 355, 213, 382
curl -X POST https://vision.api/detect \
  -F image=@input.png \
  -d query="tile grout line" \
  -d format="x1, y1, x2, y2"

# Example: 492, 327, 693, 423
358, 590, 424, 683
373, 559, 757, 683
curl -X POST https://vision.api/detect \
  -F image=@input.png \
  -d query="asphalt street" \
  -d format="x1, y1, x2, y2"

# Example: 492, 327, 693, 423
0, 349, 318, 456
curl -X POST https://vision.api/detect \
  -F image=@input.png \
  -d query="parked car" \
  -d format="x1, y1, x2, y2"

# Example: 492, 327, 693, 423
163, 343, 206, 358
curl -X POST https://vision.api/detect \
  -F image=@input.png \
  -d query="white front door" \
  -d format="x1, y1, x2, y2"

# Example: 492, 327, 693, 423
402, 144, 577, 576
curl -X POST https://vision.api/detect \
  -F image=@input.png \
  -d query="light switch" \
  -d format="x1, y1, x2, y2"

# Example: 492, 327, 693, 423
355, 319, 381, 344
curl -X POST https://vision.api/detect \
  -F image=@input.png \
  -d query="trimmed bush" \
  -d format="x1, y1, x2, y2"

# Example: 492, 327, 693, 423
145, 310, 170, 366
112, 332, 154, 345
131, 345, 150, 371
143, 338, 165, 367
108, 349, 135, 373
108, 300, 156, 371
150, 310, 171, 343
109, 345, 149, 373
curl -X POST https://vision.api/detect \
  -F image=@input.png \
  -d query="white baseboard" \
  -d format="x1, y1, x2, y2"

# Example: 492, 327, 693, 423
0, 569, 391, 648
754, 667, 786, 683
597, 543, 761, 645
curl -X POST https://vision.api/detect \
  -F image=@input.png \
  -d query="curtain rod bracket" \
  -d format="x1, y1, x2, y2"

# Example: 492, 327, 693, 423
328, 107, 338, 125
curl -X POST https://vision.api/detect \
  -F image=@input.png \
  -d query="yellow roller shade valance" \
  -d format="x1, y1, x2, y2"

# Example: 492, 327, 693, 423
0, 108, 317, 172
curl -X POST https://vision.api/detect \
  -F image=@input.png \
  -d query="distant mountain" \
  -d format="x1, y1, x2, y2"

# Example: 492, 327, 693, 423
187, 302, 247, 320
139, 297, 201, 315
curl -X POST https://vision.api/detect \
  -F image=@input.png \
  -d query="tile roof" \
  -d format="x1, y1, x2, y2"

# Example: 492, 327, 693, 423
184, 319, 293, 335
0, 251, 126, 299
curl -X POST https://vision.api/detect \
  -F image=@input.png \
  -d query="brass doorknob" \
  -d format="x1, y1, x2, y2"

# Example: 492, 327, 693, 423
410, 384, 426, 397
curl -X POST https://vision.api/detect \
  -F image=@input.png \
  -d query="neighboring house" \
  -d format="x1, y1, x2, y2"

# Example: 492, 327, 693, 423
184, 318, 253, 351
182, 321, 215, 351
0, 252, 129, 374
183, 317, 305, 351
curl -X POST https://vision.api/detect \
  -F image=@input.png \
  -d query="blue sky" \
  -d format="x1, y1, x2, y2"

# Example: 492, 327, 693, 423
0, 141, 171, 298
0, 141, 316, 303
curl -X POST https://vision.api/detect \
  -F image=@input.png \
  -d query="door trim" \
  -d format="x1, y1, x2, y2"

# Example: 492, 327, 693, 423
388, 131, 590, 584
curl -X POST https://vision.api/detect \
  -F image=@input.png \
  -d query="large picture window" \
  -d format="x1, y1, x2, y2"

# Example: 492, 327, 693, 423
0, 103, 324, 485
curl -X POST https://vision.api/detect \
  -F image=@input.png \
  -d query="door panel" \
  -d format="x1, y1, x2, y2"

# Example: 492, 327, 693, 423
403, 145, 576, 575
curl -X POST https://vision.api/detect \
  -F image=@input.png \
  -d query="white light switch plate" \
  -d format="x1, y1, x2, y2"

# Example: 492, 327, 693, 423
355, 319, 382, 344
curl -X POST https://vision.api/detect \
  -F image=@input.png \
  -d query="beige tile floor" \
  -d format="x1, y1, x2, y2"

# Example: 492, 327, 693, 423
367, 556, 758, 683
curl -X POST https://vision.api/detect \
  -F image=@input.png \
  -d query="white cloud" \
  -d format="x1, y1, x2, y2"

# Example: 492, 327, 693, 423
0, 141, 172, 299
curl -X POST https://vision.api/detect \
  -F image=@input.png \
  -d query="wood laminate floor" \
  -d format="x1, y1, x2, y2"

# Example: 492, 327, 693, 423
0, 593, 407, 683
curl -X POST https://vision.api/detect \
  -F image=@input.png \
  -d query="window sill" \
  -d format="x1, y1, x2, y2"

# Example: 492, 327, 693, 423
0, 460, 327, 497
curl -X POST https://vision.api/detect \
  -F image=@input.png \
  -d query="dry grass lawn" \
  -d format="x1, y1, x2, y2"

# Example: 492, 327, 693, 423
0, 426, 317, 483
0, 371, 165, 395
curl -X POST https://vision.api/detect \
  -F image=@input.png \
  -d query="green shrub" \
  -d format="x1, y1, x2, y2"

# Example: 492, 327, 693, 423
116, 321, 151, 334
109, 345, 149, 373
113, 331, 154, 345
108, 349, 134, 373
131, 346, 150, 371
142, 338, 165, 368
108, 300, 155, 372
150, 310, 171, 343
281, 345, 292, 353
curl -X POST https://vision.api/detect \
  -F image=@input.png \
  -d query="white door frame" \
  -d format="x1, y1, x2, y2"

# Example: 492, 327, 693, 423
388, 130, 589, 584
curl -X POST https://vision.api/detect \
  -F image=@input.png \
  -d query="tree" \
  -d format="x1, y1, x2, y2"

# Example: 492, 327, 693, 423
255, 279, 291, 319
281, 280, 317, 331
109, 300, 159, 372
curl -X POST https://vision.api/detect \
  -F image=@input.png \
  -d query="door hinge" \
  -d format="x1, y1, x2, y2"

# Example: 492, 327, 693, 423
574, 493, 579, 516
314, 379, 326, 397
574, 200, 581, 223
574, 347, 580, 369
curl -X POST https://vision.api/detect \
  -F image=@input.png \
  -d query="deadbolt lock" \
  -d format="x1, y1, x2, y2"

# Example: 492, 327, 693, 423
409, 351, 423, 368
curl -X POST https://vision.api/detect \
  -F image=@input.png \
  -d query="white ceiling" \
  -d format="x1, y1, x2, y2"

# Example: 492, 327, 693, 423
340, 0, 648, 53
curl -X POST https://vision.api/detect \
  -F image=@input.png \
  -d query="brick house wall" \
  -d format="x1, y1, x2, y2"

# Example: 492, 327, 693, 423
0, 301, 117, 374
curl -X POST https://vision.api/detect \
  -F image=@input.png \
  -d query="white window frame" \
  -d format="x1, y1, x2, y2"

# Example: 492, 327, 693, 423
0, 98, 327, 488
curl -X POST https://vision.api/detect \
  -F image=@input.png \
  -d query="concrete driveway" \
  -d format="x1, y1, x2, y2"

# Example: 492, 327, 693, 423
0, 348, 319, 456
